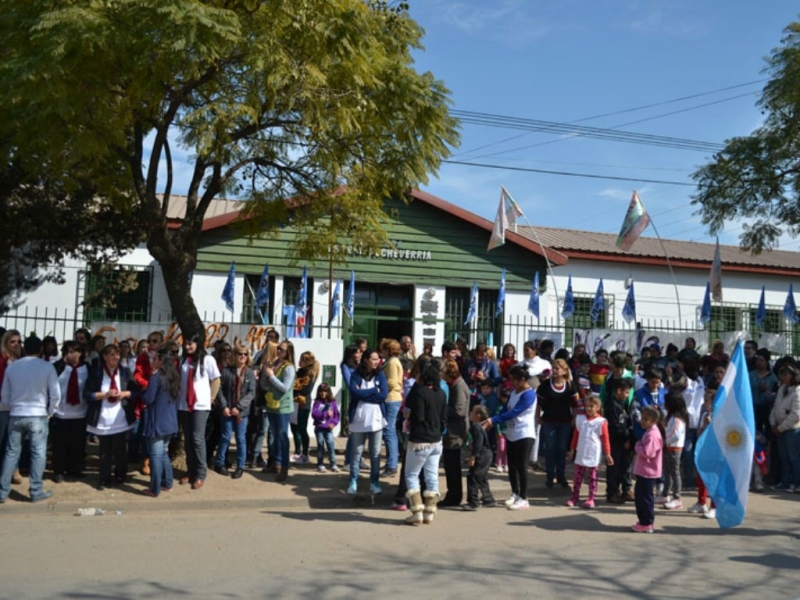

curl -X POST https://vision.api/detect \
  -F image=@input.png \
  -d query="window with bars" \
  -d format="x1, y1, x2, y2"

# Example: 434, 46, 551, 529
746, 305, 784, 334
564, 293, 613, 345
241, 273, 274, 324
707, 305, 742, 340
444, 286, 501, 346
84, 267, 153, 323
282, 276, 312, 335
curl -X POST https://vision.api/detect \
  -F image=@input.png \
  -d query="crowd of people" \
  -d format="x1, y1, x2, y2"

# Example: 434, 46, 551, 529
0, 326, 798, 533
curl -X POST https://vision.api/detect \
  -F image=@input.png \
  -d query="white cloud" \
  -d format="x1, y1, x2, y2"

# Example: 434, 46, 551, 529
427, 1, 550, 47
597, 188, 632, 200
619, 5, 708, 38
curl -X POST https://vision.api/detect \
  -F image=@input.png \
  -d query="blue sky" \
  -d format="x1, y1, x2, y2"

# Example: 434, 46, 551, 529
407, 1, 800, 249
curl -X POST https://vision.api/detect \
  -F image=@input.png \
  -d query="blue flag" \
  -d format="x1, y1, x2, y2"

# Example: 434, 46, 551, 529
528, 272, 540, 319
590, 278, 605, 324
561, 275, 574, 320
346, 270, 355, 318
256, 265, 270, 306
695, 341, 755, 528
784, 284, 798, 324
622, 281, 636, 324
465, 282, 479, 326
495, 269, 506, 317
700, 282, 712, 325
221, 262, 235, 313
755, 286, 766, 329
330, 280, 341, 325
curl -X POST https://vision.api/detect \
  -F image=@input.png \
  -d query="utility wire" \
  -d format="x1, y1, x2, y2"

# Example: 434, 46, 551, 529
442, 159, 697, 186
452, 111, 722, 152
456, 79, 764, 157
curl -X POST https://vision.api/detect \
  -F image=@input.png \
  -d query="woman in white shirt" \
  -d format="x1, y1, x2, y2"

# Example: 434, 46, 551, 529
84, 344, 134, 490
178, 334, 221, 491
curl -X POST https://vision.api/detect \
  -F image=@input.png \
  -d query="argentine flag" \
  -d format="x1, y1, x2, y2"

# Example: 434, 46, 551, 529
695, 341, 755, 528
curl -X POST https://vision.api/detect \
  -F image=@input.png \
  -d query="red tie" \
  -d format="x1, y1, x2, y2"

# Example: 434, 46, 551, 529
66, 367, 80, 406
186, 357, 197, 412
104, 366, 119, 401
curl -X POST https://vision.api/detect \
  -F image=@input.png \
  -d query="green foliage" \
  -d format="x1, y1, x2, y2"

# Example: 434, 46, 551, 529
692, 20, 800, 253
0, 0, 459, 326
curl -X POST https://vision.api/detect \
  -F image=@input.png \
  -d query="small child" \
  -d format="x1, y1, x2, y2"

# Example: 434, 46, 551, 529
632, 405, 664, 533
574, 355, 593, 415
567, 395, 612, 509
462, 405, 496, 510
494, 386, 510, 472
311, 383, 340, 473
476, 381, 500, 467
688, 384, 717, 518
658, 390, 687, 510
605, 378, 635, 503
632, 368, 666, 441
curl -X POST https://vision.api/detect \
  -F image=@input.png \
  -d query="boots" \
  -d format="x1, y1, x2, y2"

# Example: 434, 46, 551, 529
275, 467, 288, 483
405, 490, 424, 526
141, 458, 151, 476
423, 491, 440, 524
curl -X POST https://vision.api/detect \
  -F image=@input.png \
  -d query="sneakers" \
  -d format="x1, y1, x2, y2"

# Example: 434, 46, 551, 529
346, 480, 358, 495
704, 508, 717, 519
289, 454, 301, 464
787, 485, 798, 493
508, 498, 529, 510
332, 465, 341, 473
687, 502, 707, 514
566, 499, 576, 507
581, 499, 595, 509
654, 495, 671, 505
298, 455, 310, 465
391, 502, 408, 511
664, 498, 683, 510
317, 465, 327, 473
504, 493, 519, 506
461, 504, 479, 511
631, 522, 654, 533
501, 465, 508, 473
370, 483, 383, 495
380, 469, 397, 478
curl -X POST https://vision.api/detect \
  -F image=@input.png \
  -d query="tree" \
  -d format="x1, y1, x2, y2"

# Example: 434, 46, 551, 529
0, 0, 459, 337
692, 20, 800, 253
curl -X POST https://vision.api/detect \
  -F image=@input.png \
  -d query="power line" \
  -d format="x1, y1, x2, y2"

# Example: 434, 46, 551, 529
456, 79, 764, 157
442, 159, 697, 186
452, 111, 723, 152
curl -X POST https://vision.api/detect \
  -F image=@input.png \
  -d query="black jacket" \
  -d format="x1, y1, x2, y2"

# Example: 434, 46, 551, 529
83, 364, 135, 428
406, 383, 447, 444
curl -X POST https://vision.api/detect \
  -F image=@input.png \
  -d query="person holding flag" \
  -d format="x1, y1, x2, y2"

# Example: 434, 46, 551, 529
695, 341, 756, 528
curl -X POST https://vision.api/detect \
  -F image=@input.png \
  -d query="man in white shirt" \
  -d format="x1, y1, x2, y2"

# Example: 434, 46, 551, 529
0, 336, 61, 503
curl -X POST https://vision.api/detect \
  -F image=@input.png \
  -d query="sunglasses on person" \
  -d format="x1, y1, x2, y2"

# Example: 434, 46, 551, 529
236, 352, 249, 357
277, 347, 287, 353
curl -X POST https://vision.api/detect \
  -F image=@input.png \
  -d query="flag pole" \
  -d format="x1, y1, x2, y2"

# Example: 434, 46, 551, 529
647, 218, 683, 326
244, 277, 265, 324
519, 214, 560, 310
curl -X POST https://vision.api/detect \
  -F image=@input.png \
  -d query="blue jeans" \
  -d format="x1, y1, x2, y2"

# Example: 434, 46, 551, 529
315, 429, 336, 467
266, 412, 291, 469
349, 429, 383, 484
0, 416, 49, 500
0, 411, 9, 468
404, 441, 442, 493
217, 415, 248, 469
146, 435, 174, 495
777, 428, 800, 487
542, 421, 572, 482
383, 402, 401, 471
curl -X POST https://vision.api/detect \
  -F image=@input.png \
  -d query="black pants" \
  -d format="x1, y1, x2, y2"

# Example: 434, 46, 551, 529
205, 409, 221, 466
507, 437, 535, 499
606, 442, 633, 497
466, 451, 494, 506
634, 476, 656, 526
98, 431, 128, 485
180, 410, 210, 482
441, 447, 463, 504
51, 417, 86, 476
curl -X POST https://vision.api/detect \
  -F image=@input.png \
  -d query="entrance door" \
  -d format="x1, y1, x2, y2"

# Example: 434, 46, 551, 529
345, 283, 413, 347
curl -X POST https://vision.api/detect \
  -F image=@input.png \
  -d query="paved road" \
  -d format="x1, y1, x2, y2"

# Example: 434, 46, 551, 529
1, 464, 798, 599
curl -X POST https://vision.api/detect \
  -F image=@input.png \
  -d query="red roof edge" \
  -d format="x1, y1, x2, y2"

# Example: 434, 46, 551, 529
409, 189, 568, 265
